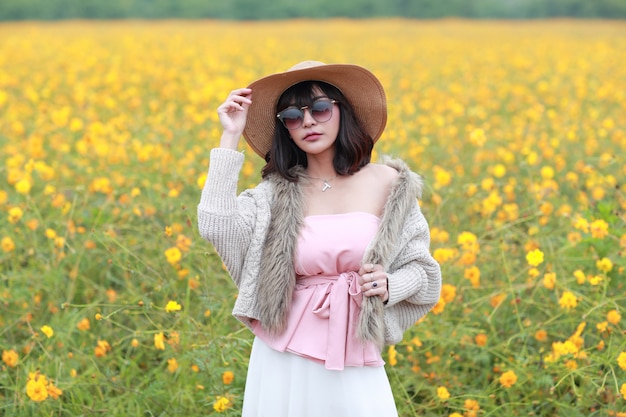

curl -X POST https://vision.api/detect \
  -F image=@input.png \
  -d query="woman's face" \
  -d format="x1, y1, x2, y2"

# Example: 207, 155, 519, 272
282, 87, 341, 157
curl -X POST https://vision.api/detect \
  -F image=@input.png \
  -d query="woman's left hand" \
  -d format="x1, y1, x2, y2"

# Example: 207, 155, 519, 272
358, 263, 389, 303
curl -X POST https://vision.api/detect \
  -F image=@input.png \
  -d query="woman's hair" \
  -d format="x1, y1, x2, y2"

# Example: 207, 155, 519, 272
261, 81, 374, 181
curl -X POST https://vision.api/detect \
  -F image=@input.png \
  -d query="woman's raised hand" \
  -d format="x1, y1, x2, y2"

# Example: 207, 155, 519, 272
217, 88, 252, 149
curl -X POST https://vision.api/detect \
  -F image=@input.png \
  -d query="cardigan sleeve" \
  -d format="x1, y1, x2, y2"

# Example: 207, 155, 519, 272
197, 148, 265, 287
383, 200, 442, 344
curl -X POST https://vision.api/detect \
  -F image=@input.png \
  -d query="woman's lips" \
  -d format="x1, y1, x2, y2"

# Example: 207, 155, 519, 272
303, 132, 321, 141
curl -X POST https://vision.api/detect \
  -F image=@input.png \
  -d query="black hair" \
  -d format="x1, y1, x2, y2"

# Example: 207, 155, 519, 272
261, 81, 374, 181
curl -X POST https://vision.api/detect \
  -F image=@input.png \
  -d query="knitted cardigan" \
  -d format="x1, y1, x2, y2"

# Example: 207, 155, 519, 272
198, 148, 442, 346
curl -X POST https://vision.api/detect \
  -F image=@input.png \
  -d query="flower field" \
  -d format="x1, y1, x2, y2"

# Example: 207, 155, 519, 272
0, 19, 625, 416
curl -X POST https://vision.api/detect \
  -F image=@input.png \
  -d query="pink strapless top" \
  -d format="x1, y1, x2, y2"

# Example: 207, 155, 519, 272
252, 212, 384, 370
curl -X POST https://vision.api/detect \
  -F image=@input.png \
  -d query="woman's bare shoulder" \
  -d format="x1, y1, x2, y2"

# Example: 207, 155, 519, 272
364, 163, 400, 184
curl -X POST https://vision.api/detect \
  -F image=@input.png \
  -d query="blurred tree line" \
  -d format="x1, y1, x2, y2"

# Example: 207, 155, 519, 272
1, 0, 625, 20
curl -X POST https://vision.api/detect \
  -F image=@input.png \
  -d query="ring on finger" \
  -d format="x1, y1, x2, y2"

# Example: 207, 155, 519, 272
369, 273, 375, 281
372, 281, 378, 288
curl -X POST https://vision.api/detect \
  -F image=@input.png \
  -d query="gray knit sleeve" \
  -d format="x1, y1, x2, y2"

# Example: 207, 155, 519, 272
383, 200, 442, 344
197, 148, 260, 286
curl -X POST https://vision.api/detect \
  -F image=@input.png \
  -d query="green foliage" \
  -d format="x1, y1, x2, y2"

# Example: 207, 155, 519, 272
1, 0, 626, 20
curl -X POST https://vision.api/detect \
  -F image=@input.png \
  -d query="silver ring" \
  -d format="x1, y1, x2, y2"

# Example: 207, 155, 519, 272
370, 273, 375, 281
372, 281, 378, 288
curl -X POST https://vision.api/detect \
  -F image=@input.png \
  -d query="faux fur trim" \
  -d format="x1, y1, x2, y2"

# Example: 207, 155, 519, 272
357, 157, 423, 347
256, 166, 305, 335
256, 158, 422, 345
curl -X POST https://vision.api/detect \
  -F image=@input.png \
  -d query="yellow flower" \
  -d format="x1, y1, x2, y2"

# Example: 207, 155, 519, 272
164, 246, 182, 265
176, 234, 192, 252
40, 325, 54, 338
8, 207, 23, 224
441, 284, 457, 303
1, 236, 15, 253
165, 300, 182, 313
559, 291, 578, 309
167, 358, 179, 373
437, 386, 451, 400
457, 231, 479, 253
534, 329, 548, 342
222, 370, 234, 385
26, 373, 49, 402
197, 172, 207, 189
2, 349, 19, 367
589, 219, 609, 239
542, 272, 556, 290
620, 383, 626, 400
432, 297, 446, 315
76, 318, 90, 331
588, 275, 604, 286
15, 178, 32, 195
607, 309, 621, 325
499, 370, 518, 388
573, 269, 586, 284
475, 333, 488, 346
154, 332, 166, 350
464, 266, 481, 288
213, 396, 232, 412
388, 345, 397, 366
596, 257, 613, 273
94, 340, 111, 357
47, 381, 63, 400
618, 352, 626, 371
526, 249, 544, 267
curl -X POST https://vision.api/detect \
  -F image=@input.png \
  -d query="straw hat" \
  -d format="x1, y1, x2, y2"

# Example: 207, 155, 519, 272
242, 61, 387, 158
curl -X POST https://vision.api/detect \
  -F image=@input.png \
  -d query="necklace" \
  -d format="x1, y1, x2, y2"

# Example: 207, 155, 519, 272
308, 175, 337, 192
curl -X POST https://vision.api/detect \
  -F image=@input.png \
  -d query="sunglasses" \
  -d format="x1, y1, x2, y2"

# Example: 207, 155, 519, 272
276, 98, 337, 130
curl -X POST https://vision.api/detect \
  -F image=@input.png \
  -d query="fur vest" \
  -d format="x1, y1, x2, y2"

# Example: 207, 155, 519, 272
257, 157, 425, 348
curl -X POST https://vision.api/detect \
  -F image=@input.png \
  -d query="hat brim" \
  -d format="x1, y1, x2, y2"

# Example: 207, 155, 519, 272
242, 63, 387, 158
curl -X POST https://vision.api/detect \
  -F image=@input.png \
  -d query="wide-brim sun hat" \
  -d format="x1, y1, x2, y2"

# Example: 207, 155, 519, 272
242, 61, 387, 158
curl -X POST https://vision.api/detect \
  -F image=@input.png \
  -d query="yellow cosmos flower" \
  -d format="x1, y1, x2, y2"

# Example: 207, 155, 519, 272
526, 249, 544, 267
2, 349, 19, 367
589, 219, 609, 239
573, 269, 586, 284
534, 330, 548, 342
542, 272, 556, 290
26, 374, 49, 402
165, 300, 182, 312
596, 257, 613, 273
618, 352, 626, 371
8, 207, 23, 224
167, 358, 179, 373
1, 236, 16, 253
164, 247, 182, 265
15, 178, 32, 195
475, 333, 488, 346
76, 318, 90, 331
499, 370, 518, 388
213, 396, 232, 412
388, 345, 397, 366
222, 370, 234, 385
607, 309, 621, 325
437, 386, 451, 400
154, 332, 166, 350
464, 266, 481, 288
620, 383, 626, 400
441, 284, 457, 303
40, 325, 54, 338
559, 291, 578, 309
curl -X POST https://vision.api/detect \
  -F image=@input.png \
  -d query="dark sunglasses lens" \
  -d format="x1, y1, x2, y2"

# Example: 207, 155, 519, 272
280, 108, 303, 130
311, 100, 333, 122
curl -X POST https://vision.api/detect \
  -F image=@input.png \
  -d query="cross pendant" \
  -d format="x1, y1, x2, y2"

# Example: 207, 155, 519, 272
322, 181, 332, 192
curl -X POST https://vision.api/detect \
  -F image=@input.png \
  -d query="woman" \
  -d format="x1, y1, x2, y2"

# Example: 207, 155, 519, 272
198, 61, 442, 416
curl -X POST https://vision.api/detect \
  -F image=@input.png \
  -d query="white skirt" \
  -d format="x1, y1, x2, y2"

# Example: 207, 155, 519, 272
242, 337, 398, 417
